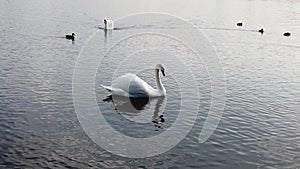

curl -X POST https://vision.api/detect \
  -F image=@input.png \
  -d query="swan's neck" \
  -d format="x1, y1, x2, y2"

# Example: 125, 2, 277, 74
155, 69, 165, 91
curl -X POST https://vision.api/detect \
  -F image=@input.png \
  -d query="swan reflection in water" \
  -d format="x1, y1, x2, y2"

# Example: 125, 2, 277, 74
103, 95, 166, 129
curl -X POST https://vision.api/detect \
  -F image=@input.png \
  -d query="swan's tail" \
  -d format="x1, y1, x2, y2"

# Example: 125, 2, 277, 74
101, 85, 113, 92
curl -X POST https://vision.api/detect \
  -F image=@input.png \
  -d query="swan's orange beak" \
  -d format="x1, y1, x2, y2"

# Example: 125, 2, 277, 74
161, 70, 165, 76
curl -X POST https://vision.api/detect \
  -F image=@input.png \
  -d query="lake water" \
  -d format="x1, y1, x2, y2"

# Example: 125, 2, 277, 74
0, 0, 300, 168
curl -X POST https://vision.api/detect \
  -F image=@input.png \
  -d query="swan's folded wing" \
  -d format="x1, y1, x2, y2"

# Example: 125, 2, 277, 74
101, 84, 130, 97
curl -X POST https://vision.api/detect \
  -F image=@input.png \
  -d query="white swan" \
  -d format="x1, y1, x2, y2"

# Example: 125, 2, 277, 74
102, 64, 166, 97
104, 18, 114, 30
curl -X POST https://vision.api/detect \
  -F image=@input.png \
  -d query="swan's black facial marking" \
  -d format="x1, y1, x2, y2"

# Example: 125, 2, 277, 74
161, 69, 165, 76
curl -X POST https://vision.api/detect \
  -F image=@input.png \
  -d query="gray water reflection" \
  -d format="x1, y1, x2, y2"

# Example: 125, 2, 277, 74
104, 95, 166, 126
1, 0, 300, 168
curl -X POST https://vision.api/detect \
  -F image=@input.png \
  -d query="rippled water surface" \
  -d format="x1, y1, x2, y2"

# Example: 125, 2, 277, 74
0, 0, 300, 168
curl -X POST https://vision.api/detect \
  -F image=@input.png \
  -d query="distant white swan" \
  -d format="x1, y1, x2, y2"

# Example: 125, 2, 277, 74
102, 64, 166, 97
104, 18, 114, 30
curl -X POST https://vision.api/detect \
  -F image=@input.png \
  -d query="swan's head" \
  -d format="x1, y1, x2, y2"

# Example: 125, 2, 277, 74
72, 33, 75, 36
156, 64, 165, 76
104, 18, 107, 24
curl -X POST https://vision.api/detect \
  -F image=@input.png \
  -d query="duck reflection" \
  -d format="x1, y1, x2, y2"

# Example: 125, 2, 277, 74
103, 29, 112, 44
103, 95, 166, 128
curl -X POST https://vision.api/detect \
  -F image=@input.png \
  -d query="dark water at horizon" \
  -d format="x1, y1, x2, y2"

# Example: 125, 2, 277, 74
0, 0, 300, 168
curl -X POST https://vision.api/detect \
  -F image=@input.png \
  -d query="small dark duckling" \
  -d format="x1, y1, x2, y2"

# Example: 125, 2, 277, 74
259, 28, 264, 34
237, 22, 243, 27
283, 32, 291, 37
65, 33, 75, 41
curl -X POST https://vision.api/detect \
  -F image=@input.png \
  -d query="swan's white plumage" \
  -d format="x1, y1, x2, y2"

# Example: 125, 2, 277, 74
102, 65, 166, 97
104, 19, 114, 30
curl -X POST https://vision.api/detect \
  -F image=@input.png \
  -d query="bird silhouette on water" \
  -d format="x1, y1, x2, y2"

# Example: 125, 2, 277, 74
283, 32, 291, 37
259, 28, 264, 34
237, 22, 243, 27
65, 33, 75, 41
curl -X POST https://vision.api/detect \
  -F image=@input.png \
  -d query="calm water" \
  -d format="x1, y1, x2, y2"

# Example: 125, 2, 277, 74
1, 0, 300, 168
